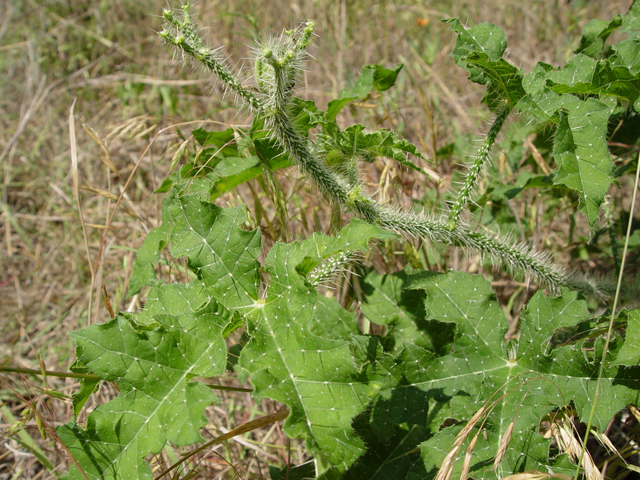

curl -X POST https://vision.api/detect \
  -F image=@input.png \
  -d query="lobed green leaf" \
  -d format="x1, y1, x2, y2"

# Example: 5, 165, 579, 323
326, 64, 403, 121
58, 285, 230, 479
237, 220, 394, 476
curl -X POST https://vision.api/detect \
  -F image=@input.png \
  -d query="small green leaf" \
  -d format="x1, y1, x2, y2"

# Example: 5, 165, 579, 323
69, 360, 100, 417
269, 461, 316, 480
486, 172, 554, 202
610, 39, 640, 75
213, 156, 259, 177
209, 155, 294, 200
192, 127, 237, 153
321, 218, 398, 254
326, 64, 403, 121
154, 176, 173, 193
332, 124, 430, 173
445, 19, 524, 111
574, 16, 623, 58
205, 106, 316, 199
167, 197, 261, 311
464, 52, 525, 111
445, 19, 508, 63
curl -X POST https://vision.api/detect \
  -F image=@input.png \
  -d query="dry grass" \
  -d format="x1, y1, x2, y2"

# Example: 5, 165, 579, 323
0, 0, 635, 478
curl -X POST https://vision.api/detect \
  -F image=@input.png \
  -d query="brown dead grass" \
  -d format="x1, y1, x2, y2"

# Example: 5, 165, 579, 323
0, 0, 635, 478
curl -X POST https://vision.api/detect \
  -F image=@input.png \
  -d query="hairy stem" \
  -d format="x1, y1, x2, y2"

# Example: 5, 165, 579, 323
447, 107, 509, 230
161, 5, 612, 299
160, 6, 263, 112
307, 251, 355, 286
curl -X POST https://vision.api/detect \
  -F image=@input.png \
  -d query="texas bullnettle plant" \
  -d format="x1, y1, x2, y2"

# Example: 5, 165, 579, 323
50, 3, 640, 480
157, 5, 611, 299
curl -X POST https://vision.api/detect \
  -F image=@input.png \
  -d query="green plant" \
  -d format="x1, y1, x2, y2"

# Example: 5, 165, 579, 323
46, 2, 640, 479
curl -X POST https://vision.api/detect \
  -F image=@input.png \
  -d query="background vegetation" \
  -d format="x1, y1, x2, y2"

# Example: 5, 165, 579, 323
0, 0, 636, 478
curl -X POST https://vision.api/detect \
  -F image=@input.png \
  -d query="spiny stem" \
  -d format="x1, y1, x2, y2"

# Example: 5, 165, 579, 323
375, 208, 609, 298
263, 96, 606, 295
160, 4, 612, 299
160, 6, 263, 112
307, 251, 355, 286
256, 22, 314, 120
448, 106, 510, 230
268, 108, 608, 296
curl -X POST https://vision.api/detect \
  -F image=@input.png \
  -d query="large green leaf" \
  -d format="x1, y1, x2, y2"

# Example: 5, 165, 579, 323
326, 64, 403, 121
58, 195, 252, 479
61, 191, 640, 480
167, 197, 262, 311
237, 221, 394, 477
517, 61, 616, 227
127, 224, 168, 297
510, 17, 640, 228
380, 270, 640, 479
57, 284, 230, 479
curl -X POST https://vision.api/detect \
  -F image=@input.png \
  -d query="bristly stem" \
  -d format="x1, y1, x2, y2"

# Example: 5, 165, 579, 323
160, 4, 613, 300
307, 251, 355, 286
447, 106, 510, 230
160, 6, 264, 112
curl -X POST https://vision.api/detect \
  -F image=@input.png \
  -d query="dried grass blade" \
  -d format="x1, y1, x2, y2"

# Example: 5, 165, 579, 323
494, 419, 515, 470
500, 471, 572, 480
435, 406, 487, 480
82, 123, 118, 174
69, 98, 95, 325
80, 185, 119, 201
460, 432, 479, 480
552, 418, 602, 480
